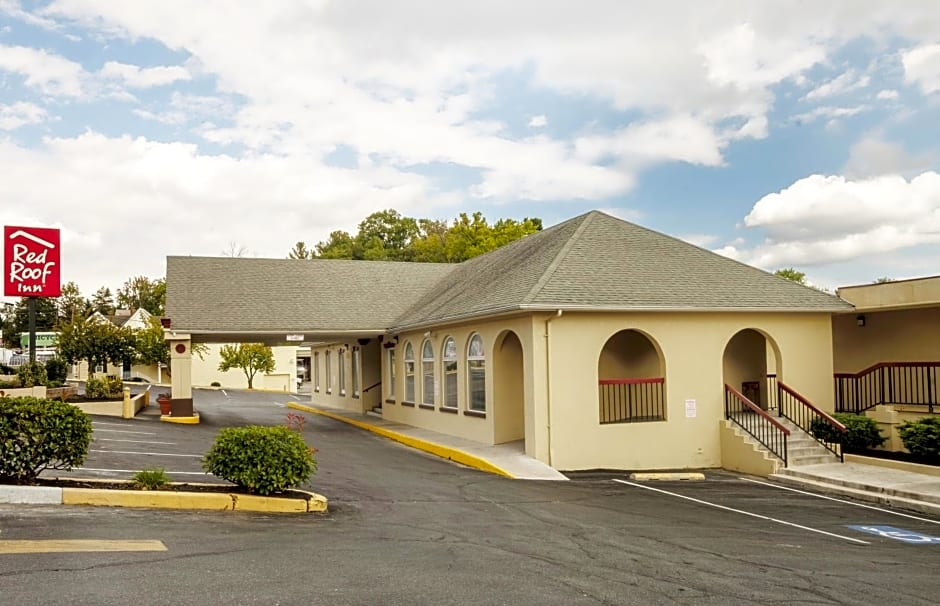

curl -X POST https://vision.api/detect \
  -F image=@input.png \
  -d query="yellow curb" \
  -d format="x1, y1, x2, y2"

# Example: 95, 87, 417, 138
63, 488, 234, 510
160, 412, 200, 424
628, 472, 705, 481
293, 489, 329, 513
0, 540, 167, 554
288, 402, 515, 479
232, 494, 307, 513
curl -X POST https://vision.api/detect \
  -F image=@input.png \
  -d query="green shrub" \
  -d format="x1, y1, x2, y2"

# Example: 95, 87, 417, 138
202, 426, 316, 495
84, 375, 123, 399
44, 357, 69, 384
0, 363, 14, 374
0, 396, 92, 484
210, 381, 221, 387
133, 467, 170, 490
898, 417, 940, 464
16, 361, 47, 387
0, 379, 20, 389
811, 413, 886, 452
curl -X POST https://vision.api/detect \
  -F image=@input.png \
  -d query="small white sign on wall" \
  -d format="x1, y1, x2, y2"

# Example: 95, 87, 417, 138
685, 399, 697, 418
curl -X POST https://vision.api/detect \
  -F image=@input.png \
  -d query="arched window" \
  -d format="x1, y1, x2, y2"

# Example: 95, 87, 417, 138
404, 342, 415, 402
338, 348, 346, 396
325, 350, 332, 394
467, 334, 485, 412
352, 347, 360, 398
442, 337, 458, 409
422, 340, 435, 406
313, 352, 320, 392
387, 347, 396, 400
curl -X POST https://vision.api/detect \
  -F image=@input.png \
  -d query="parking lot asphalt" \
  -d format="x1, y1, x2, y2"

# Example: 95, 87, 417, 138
5, 389, 940, 605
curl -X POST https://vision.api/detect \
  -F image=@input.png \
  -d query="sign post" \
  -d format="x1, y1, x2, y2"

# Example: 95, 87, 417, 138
3, 226, 61, 363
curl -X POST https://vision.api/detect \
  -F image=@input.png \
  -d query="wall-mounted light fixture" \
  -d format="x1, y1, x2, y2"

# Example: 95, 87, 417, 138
856, 314, 866, 327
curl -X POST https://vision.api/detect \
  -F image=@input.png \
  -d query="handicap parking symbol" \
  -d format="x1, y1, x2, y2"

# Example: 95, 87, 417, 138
848, 525, 940, 544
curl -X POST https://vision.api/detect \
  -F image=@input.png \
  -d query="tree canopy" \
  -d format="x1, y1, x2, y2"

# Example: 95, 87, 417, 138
774, 268, 807, 285
218, 343, 276, 389
297, 209, 542, 263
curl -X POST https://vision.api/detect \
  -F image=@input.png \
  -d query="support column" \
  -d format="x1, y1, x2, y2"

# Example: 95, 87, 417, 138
165, 332, 197, 422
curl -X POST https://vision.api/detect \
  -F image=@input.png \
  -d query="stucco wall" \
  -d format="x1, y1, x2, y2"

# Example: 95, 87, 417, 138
597, 330, 661, 378
545, 311, 834, 471
309, 340, 383, 413
190, 344, 299, 391
378, 315, 536, 449
832, 308, 940, 373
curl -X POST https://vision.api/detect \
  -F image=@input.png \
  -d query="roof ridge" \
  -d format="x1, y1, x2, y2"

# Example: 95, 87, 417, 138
521, 211, 596, 305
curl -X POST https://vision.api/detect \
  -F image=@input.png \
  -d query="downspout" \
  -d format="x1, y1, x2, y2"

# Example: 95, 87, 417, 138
544, 309, 563, 466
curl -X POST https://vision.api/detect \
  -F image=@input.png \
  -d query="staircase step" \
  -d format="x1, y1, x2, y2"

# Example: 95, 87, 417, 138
789, 454, 840, 466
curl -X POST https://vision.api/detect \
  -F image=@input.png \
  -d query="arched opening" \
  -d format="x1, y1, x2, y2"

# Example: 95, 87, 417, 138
493, 330, 525, 445
722, 328, 781, 410
597, 329, 666, 423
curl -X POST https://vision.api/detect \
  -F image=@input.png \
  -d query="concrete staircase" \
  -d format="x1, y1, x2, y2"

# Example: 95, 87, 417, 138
775, 415, 841, 467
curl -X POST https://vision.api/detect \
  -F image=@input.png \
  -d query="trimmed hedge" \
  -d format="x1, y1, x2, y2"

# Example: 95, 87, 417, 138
0, 396, 92, 484
898, 417, 940, 464
85, 375, 124, 399
810, 413, 886, 452
202, 426, 316, 495
45, 357, 69, 384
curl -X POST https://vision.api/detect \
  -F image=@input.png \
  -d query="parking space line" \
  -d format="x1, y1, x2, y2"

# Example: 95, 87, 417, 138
93, 429, 157, 436
740, 477, 940, 525
89, 449, 202, 458
0, 540, 167, 554
612, 479, 870, 545
77, 467, 209, 476
97, 438, 177, 445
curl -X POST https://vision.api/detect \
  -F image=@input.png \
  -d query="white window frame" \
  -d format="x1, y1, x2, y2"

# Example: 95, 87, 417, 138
421, 340, 435, 407
442, 336, 458, 409
314, 352, 320, 392
404, 342, 416, 403
325, 350, 332, 394
387, 347, 396, 400
339, 348, 346, 396
467, 334, 486, 412
352, 347, 360, 398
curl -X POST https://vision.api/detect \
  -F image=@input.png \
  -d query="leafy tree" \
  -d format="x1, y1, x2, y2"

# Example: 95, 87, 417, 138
56, 316, 134, 372
135, 316, 170, 367
410, 219, 450, 262
315, 230, 356, 259
288, 241, 313, 259
12, 297, 57, 337
774, 268, 807, 285
57, 281, 90, 325
221, 241, 250, 257
117, 276, 166, 316
90, 287, 115, 316
218, 343, 276, 389
355, 209, 420, 261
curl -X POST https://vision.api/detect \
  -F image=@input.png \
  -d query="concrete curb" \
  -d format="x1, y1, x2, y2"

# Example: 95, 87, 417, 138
1, 482, 328, 513
770, 473, 940, 517
160, 412, 201, 424
288, 402, 516, 479
629, 472, 705, 481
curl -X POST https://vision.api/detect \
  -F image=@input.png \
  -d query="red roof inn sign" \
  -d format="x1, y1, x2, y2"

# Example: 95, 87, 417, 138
4, 226, 61, 297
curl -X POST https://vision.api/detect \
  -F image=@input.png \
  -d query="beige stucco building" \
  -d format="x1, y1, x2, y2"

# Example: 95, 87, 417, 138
168, 210, 909, 473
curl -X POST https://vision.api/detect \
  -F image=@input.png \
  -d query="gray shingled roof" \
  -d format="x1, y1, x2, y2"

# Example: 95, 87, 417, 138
165, 256, 455, 334
166, 211, 852, 336
390, 211, 852, 329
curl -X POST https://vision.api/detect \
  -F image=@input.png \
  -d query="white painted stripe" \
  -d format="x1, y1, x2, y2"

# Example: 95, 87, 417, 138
612, 479, 870, 545
89, 449, 202, 458
740, 477, 940, 525
76, 467, 209, 476
96, 438, 176, 446
92, 429, 156, 436
221, 390, 228, 397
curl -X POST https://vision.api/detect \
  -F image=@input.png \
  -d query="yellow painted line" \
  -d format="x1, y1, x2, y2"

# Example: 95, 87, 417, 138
288, 402, 515, 479
0, 540, 167, 554
63, 488, 234, 510
159, 412, 200, 424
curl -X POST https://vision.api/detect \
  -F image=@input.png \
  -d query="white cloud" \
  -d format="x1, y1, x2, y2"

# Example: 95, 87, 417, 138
843, 133, 935, 178
679, 233, 719, 248
876, 89, 899, 100
792, 105, 867, 124
902, 43, 940, 94
0, 101, 47, 130
726, 172, 940, 267
98, 61, 191, 88
0, 44, 86, 97
803, 69, 870, 100
528, 114, 547, 128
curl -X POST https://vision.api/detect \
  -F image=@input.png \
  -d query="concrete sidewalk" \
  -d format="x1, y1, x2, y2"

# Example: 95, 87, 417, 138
287, 402, 568, 481
773, 460, 940, 516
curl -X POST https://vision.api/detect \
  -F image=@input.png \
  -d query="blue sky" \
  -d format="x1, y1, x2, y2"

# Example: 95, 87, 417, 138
1, 1, 939, 301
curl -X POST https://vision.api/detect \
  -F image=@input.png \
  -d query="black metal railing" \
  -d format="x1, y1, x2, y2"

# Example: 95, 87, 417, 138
778, 381, 845, 461
725, 384, 788, 465
363, 380, 382, 393
835, 362, 939, 414
599, 378, 665, 424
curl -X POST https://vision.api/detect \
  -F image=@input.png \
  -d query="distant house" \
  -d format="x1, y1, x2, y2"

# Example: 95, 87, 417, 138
170, 210, 920, 473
